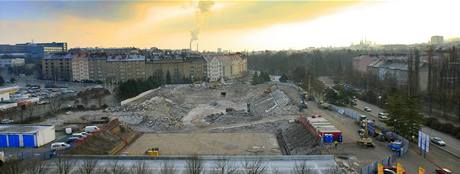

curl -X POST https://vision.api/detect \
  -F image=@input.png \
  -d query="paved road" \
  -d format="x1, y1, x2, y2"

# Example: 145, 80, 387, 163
355, 100, 460, 157
43, 156, 337, 174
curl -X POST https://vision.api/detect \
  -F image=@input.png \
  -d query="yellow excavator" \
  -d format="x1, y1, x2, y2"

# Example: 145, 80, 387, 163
145, 147, 160, 157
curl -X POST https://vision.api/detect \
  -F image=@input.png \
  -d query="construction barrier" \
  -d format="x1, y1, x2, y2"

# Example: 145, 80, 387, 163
361, 155, 397, 174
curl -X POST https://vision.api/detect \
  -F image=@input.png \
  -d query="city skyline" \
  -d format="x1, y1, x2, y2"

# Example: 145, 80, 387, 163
1, 0, 460, 51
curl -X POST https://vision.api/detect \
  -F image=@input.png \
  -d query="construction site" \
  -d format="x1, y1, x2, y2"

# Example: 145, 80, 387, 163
42, 81, 324, 156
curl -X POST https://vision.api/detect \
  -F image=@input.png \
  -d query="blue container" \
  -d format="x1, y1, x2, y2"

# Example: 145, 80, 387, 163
8, 135, 20, 147
338, 135, 343, 143
23, 134, 36, 148
0, 134, 7, 147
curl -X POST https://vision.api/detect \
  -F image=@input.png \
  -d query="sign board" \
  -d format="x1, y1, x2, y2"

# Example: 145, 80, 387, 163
418, 131, 430, 153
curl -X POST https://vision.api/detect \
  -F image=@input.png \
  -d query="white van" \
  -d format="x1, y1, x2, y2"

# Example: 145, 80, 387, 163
51, 142, 70, 150
84, 126, 100, 133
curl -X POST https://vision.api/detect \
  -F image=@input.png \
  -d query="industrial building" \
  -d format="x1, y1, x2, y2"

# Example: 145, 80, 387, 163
298, 116, 342, 143
0, 125, 55, 148
0, 42, 67, 59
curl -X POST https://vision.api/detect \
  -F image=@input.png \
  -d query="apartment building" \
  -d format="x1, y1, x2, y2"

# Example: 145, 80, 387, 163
144, 51, 206, 83
41, 53, 73, 81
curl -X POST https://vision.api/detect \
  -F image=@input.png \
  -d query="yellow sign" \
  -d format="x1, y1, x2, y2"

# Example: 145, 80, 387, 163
378, 163, 384, 174
396, 162, 404, 174
419, 167, 425, 174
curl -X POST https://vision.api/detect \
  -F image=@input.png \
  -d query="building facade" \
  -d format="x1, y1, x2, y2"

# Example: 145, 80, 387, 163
41, 53, 73, 81
144, 52, 206, 83
0, 42, 67, 59
204, 56, 223, 82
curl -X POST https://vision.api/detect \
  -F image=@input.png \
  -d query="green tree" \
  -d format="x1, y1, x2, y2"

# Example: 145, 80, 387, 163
0, 76, 4, 86
385, 91, 423, 139
166, 70, 172, 84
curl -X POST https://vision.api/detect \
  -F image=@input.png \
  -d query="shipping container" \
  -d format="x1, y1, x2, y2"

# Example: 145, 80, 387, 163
298, 116, 342, 142
0, 125, 55, 148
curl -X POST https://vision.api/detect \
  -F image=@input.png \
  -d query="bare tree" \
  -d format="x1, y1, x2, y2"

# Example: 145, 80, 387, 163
325, 166, 341, 174
0, 159, 23, 174
211, 160, 237, 174
293, 161, 313, 174
49, 96, 64, 113
23, 159, 47, 174
109, 160, 127, 174
271, 167, 281, 174
160, 160, 176, 174
54, 157, 75, 174
185, 155, 204, 174
77, 159, 99, 174
130, 161, 152, 174
241, 160, 266, 174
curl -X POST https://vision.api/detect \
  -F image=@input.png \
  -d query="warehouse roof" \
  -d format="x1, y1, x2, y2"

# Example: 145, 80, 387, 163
0, 125, 53, 134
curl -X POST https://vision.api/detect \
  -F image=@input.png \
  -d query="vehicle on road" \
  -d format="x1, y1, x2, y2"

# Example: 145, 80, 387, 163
51, 142, 71, 150
0, 119, 14, 124
435, 168, 452, 174
431, 137, 446, 146
378, 113, 389, 120
364, 107, 372, 112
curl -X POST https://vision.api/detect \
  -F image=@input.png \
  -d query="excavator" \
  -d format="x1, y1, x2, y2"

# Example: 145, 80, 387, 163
357, 119, 375, 148
145, 147, 160, 157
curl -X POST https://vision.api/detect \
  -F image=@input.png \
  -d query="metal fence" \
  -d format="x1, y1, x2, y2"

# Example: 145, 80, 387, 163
3, 150, 55, 161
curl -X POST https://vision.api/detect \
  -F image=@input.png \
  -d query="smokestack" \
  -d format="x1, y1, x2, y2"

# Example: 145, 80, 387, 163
196, 41, 199, 52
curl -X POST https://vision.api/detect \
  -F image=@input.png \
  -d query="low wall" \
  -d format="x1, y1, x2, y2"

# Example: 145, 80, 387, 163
120, 87, 161, 106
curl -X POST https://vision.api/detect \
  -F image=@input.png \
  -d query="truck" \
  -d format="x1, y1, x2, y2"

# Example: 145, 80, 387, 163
0, 151, 4, 166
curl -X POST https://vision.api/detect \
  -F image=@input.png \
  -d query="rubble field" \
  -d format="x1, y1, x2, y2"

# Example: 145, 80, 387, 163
106, 83, 298, 132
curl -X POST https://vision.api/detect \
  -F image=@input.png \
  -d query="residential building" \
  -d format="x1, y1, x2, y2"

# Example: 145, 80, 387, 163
431, 36, 444, 45
71, 52, 90, 82
104, 54, 146, 82
144, 51, 206, 83
367, 55, 428, 91
204, 56, 223, 82
41, 53, 73, 81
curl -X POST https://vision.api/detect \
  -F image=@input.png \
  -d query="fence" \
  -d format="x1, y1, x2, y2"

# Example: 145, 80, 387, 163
3, 150, 55, 161
360, 155, 397, 174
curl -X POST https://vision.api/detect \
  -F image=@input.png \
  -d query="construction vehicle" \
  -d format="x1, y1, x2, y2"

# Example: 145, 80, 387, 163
357, 118, 375, 148
145, 147, 160, 157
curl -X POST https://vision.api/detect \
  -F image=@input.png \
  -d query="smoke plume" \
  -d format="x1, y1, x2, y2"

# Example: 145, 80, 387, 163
190, 0, 214, 51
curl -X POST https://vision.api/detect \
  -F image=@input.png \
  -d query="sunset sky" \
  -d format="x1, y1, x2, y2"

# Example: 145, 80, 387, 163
1, 0, 459, 51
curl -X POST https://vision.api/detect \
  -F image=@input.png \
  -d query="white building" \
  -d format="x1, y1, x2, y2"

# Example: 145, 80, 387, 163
204, 56, 223, 82
0, 86, 19, 102
71, 53, 89, 81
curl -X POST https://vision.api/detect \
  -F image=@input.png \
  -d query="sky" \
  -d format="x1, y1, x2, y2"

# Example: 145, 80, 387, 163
1, 0, 459, 51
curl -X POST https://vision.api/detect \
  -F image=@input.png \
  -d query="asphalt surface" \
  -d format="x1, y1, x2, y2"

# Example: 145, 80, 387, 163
354, 100, 460, 157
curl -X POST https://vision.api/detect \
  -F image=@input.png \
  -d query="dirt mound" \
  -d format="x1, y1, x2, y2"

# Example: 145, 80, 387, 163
66, 119, 140, 155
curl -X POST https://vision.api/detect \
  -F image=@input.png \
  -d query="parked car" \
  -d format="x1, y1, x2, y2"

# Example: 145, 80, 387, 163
71, 133, 87, 139
51, 142, 71, 150
431, 137, 446, 146
84, 126, 100, 133
364, 107, 372, 112
66, 137, 81, 144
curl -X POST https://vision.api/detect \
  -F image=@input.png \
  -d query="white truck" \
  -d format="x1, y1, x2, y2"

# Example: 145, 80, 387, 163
0, 151, 4, 166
